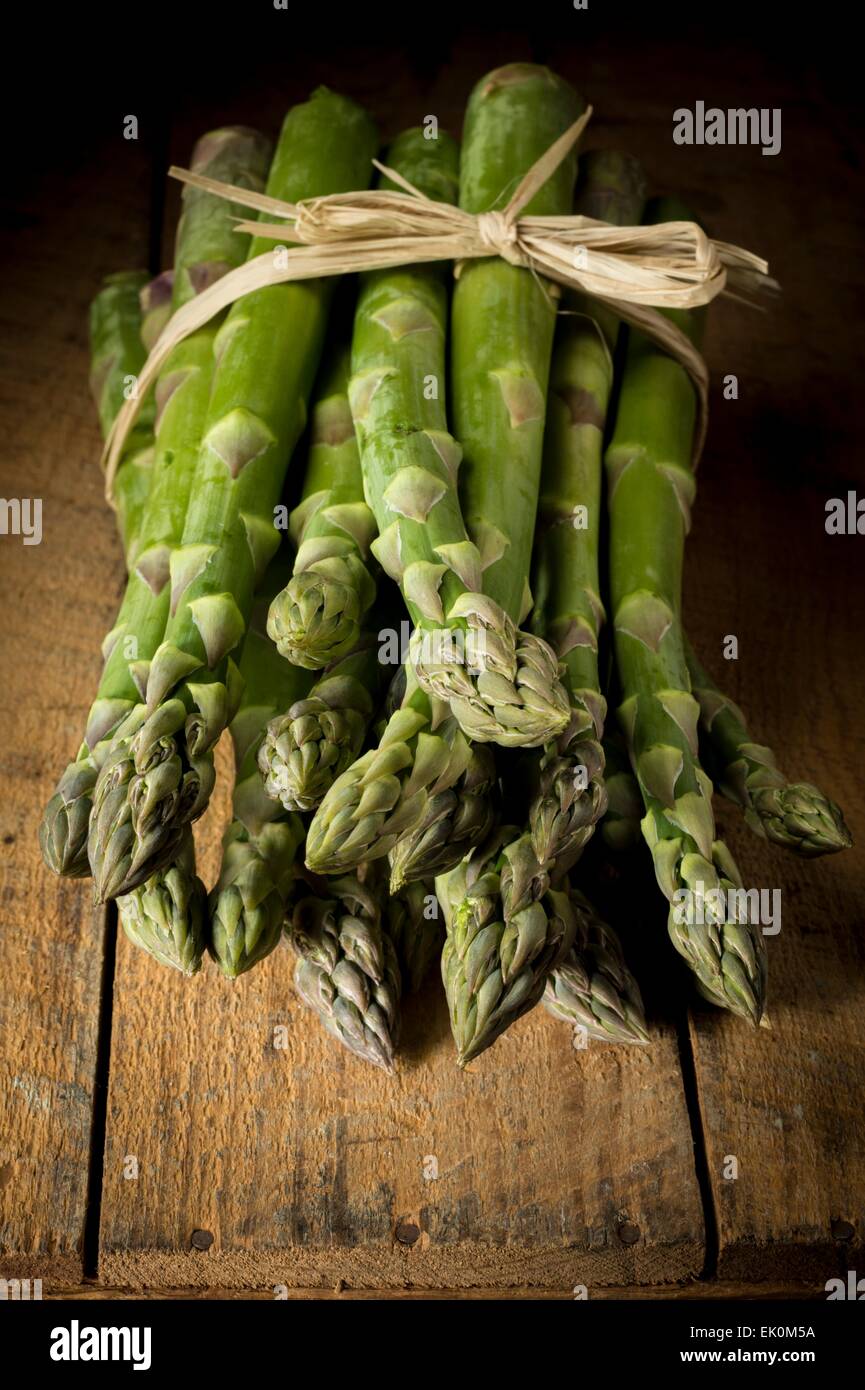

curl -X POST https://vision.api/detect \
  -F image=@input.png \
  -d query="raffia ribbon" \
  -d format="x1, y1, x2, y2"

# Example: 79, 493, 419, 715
103, 106, 775, 503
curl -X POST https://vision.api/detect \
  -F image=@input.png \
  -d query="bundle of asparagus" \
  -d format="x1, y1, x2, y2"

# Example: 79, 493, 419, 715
42, 63, 849, 1080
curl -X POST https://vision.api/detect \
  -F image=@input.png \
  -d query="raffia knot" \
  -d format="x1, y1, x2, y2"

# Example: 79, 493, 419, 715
101, 103, 776, 504
476, 210, 523, 265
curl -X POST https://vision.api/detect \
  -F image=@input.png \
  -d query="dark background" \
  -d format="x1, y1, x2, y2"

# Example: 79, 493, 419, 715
7, 0, 862, 626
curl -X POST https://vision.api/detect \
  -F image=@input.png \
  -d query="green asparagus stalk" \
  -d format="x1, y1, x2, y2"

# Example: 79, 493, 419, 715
386, 739, 497, 891
599, 732, 644, 853
301, 130, 492, 867
606, 198, 767, 1024
88, 270, 157, 567
139, 269, 175, 352
685, 642, 851, 856
528, 151, 647, 873
267, 339, 377, 668
303, 109, 581, 878
438, 825, 576, 1065
348, 124, 565, 749
440, 64, 584, 744
40, 270, 155, 878
386, 879, 443, 992
117, 825, 207, 976
89, 91, 379, 901
288, 867, 401, 1070
208, 571, 314, 979
258, 638, 382, 812
543, 886, 649, 1045
446, 156, 648, 1002
42, 129, 271, 883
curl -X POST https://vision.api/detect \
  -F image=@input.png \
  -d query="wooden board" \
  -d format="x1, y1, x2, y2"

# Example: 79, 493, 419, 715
0, 129, 157, 1280
678, 68, 865, 1280
98, 930, 703, 1288
44, 1279, 824, 1301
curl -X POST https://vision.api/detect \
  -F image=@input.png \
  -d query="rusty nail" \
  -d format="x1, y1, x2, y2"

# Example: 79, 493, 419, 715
395, 1221, 420, 1246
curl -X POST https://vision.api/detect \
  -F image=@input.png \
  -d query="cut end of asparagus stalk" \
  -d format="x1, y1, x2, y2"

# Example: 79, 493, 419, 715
573, 149, 649, 227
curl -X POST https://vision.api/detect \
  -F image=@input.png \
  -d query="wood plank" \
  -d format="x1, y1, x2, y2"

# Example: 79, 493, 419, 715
676, 60, 865, 1278
0, 124, 157, 1279
511, 27, 865, 1283
99, 940, 702, 1289
45, 1279, 824, 1301
95, 55, 704, 1292
17, 21, 860, 1292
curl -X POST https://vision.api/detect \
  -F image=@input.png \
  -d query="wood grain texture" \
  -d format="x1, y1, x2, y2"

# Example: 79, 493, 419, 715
673, 50, 865, 1281
44, 1279, 824, 1300
0, 132, 156, 1278
531, 30, 865, 1283
99, 944, 702, 1288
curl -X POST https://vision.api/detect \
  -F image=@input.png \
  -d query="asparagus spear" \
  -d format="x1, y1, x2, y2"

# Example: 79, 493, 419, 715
40, 270, 155, 878
303, 113, 577, 878
348, 124, 565, 749
42, 128, 271, 881
88, 270, 157, 567
528, 151, 647, 874
208, 572, 313, 979
258, 638, 381, 812
438, 826, 576, 1065
606, 199, 767, 1024
139, 269, 175, 352
599, 732, 644, 853
288, 867, 401, 1071
441, 64, 584, 743
117, 826, 207, 976
430, 153, 648, 1027
543, 886, 649, 1045
686, 642, 851, 856
347, 125, 535, 767
89, 91, 379, 900
267, 339, 377, 668
386, 879, 443, 992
